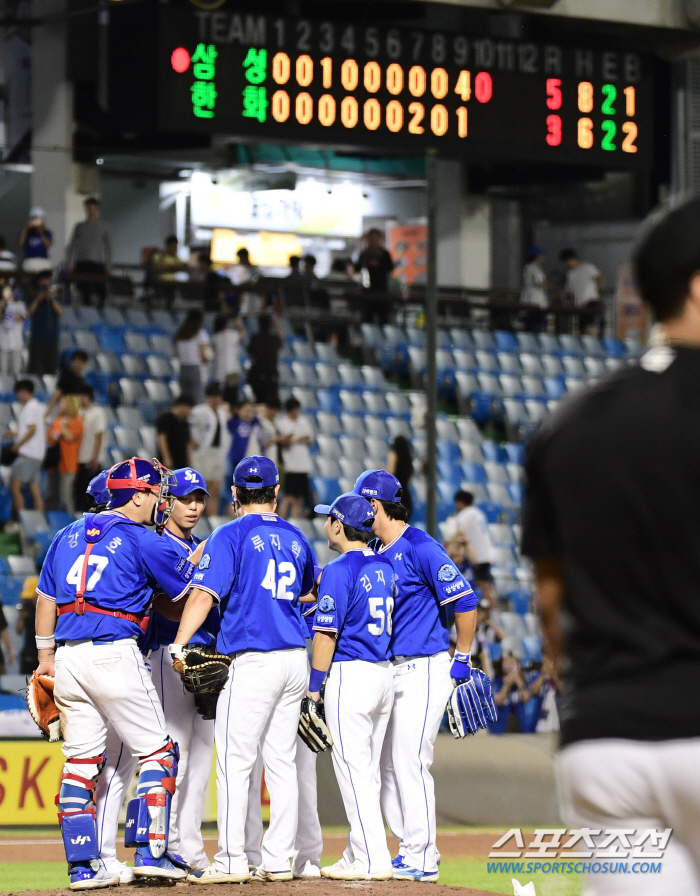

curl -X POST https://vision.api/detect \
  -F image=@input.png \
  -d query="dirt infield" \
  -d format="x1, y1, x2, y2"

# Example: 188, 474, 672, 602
0, 832, 501, 865
2, 882, 504, 896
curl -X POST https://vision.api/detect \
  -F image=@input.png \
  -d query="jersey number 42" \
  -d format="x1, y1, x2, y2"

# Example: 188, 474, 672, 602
261, 559, 297, 601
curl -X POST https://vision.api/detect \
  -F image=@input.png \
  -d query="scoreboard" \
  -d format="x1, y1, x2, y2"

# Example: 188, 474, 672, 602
158, 7, 653, 168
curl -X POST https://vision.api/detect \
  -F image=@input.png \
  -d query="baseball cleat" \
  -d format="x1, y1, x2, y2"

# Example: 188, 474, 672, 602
392, 866, 439, 882
187, 864, 252, 884
251, 864, 293, 881
392, 855, 408, 869
69, 862, 120, 890
104, 861, 135, 884
321, 859, 393, 881
294, 860, 321, 879
132, 849, 188, 880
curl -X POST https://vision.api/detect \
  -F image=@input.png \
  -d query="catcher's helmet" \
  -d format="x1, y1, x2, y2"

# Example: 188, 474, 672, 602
106, 456, 176, 529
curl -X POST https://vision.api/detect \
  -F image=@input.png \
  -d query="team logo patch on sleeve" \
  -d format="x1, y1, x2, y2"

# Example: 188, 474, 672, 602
318, 594, 335, 612
198, 553, 211, 570
437, 563, 459, 583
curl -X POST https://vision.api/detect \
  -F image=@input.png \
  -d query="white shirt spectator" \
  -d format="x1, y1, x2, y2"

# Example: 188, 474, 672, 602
190, 402, 230, 452
455, 505, 495, 565
521, 261, 547, 308
212, 327, 242, 384
566, 261, 601, 307
78, 404, 107, 465
176, 329, 211, 366
277, 413, 313, 474
0, 298, 26, 351
248, 416, 279, 466
17, 397, 46, 460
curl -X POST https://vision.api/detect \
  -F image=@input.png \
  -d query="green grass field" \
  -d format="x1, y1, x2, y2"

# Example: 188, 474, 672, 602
0, 859, 581, 895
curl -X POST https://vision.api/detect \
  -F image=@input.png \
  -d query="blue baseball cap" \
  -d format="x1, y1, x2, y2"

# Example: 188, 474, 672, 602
171, 468, 210, 497
315, 492, 375, 530
234, 455, 280, 488
352, 469, 403, 503
86, 470, 110, 508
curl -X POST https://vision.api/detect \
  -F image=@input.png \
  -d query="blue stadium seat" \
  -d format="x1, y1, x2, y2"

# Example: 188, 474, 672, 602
494, 331, 518, 352
437, 440, 460, 463
0, 574, 26, 606
316, 390, 342, 415
503, 443, 525, 465
477, 501, 502, 524
544, 376, 566, 400
459, 462, 488, 486
603, 337, 626, 358
97, 330, 126, 354
48, 510, 73, 531
311, 476, 340, 506
522, 636, 543, 662
481, 441, 506, 463
507, 482, 525, 504
508, 589, 531, 615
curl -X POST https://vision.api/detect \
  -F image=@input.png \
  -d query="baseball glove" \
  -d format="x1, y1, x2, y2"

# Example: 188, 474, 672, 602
171, 647, 231, 695
446, 669, 497, 738
26, 672, 62, 742
298, 696, 333, 753
193, 691, 219, 721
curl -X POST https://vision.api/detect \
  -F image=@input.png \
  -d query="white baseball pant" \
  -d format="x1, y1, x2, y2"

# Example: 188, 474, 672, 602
556, 738, 700, 896
245, 737, 323, 873
95, 723, 137, 867
214, 648, 307, 875
151, 646, 215, 870
325, 659, 394, 876
380, 651, 452, 874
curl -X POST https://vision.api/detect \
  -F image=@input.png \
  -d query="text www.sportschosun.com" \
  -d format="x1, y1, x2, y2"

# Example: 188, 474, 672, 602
487, 861, 662, 875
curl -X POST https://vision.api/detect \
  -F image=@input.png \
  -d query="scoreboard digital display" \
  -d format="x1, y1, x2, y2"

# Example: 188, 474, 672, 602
159, 8, 653, 168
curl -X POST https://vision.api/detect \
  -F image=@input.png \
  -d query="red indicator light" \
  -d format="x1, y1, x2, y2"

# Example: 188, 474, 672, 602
171, 47, 191, 74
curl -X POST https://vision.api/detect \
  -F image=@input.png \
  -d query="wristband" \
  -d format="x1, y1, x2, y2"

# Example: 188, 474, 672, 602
454, 652, 471, 664
35, 635, 55, 649
308, 667, 326, 693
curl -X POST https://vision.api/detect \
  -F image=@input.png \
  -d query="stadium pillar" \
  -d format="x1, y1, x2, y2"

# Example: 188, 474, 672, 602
426, 149, 438, 537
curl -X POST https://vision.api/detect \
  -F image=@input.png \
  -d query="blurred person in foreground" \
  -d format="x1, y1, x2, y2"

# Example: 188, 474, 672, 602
16, 576, 39, 674
523, 197, 700, 895
386, 434, 413, 521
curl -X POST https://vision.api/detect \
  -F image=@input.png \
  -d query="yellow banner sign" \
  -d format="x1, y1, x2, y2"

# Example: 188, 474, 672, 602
0, 740, 65, 824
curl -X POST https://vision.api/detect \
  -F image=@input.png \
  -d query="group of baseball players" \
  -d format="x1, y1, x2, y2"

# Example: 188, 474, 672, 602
32, 450, 495, 890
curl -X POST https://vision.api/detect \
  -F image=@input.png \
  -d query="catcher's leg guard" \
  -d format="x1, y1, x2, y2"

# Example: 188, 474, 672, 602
57, 755, 115, 887
126, 740, 179, 861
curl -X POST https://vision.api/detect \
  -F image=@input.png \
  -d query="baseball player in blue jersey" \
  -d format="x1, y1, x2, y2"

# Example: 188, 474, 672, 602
353, 469, 478, 882
150, 468, 219, 871
308, 493, 396, 881
34, 457, 196, 889
169, 456, 317, 884
246, 576, 324, 878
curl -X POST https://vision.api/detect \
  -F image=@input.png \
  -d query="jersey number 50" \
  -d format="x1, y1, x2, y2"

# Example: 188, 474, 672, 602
261, 559, 297, 601
368, 596, 394, 636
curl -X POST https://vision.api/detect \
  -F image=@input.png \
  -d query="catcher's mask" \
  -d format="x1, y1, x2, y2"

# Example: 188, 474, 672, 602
106, 456, 176, 532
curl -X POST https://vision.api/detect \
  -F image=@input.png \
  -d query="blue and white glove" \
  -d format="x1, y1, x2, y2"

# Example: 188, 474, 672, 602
450, 652, 472, 684
446, 668, 497, 737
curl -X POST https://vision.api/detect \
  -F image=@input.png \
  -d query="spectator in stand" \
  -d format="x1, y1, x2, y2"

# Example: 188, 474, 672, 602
8, 378, 46, 513
193, 252, 228, 311
356, 228, 395, 324
66, 197, 112, 306
73, 384, 106, 509
0, 283, 26, 376
527, 652, 562, 733
211, 313, 245, 401
277, 396, 313, 519
45, 349, 88, 419
156, 394, 194, 471
226, 398, 257, 472
386, 434, 414, 521
27, 270, 63, 375
174, 309, 212, 406
287, 255, 302, 278
16, 577, 39, 675
453, 489, 497, 607
491, 654, 533, 733
303, 254, 318, 281
520, 246, 548, 333
20, 208, 52, 273
235, 247, 259, 283
246, 313, 284, 403
247, 398, 282, 466
150, 234, 188, 287
190, 382, 230, 516
0, 601, 13, 674
47, 394, 83, 513
235, 247, 262, 315
0, 236, 17, 271
471, 598, 505, 672
560, 247, 604, 334
446, 533, 477, 590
